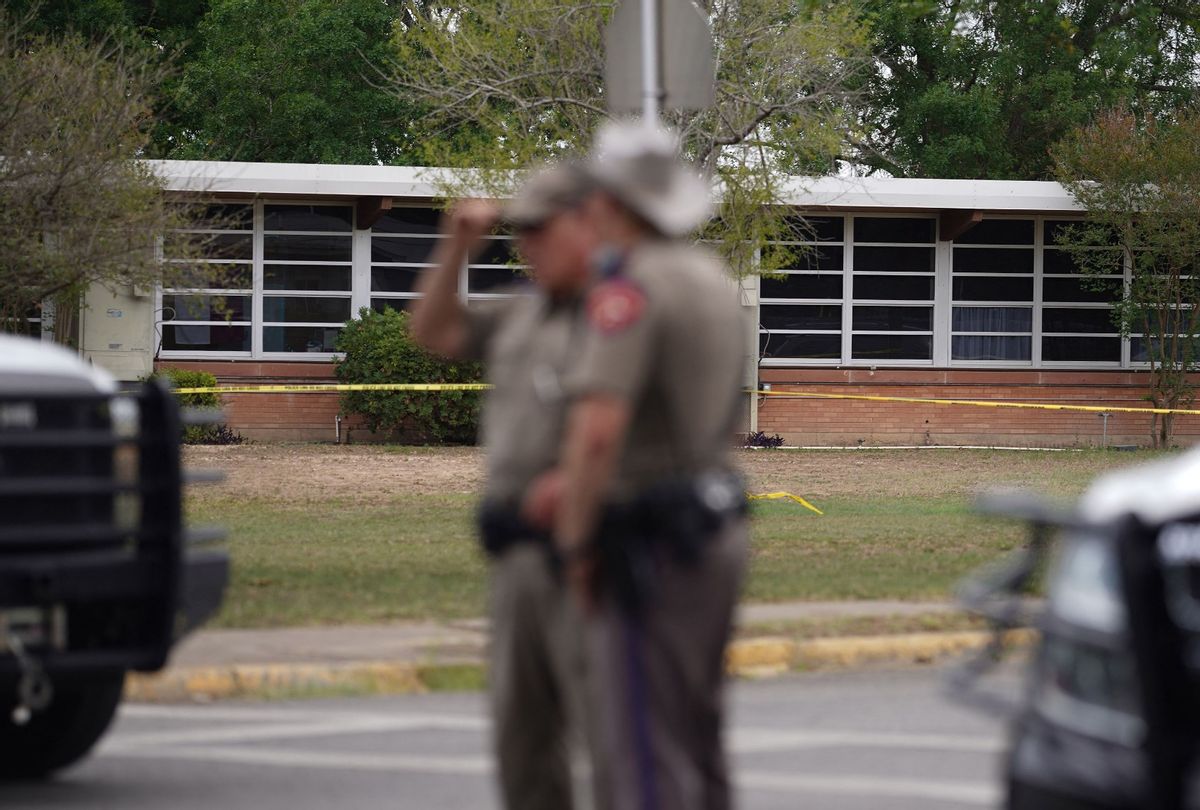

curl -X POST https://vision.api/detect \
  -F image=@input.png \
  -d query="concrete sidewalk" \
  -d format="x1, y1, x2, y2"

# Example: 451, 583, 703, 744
127, 600, 1030, 702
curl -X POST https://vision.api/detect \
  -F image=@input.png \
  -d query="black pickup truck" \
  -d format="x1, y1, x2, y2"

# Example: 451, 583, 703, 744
0, 334, 228, 777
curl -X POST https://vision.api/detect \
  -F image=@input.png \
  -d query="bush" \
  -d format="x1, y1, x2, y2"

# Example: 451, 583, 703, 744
745, 431, 785, 448
147, 368, 245, 445
334, 308, 483, 444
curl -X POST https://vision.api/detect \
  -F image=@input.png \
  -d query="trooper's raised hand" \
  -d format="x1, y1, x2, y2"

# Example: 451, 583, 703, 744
443, 199, 499, 249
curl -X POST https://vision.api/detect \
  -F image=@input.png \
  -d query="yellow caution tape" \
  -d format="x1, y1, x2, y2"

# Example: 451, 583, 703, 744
170, 382, 1200, 417
173, 383, 491, 395
752, 389, 1200, 417
746, 491, 824, 515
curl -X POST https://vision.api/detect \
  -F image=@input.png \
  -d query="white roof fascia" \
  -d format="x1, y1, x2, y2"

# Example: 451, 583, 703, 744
145, 160, 1084, 213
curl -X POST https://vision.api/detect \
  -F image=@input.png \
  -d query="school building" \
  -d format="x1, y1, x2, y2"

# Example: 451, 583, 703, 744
64, 160, 1199, 446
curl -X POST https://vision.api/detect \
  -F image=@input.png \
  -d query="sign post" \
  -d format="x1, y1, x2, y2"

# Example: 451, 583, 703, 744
604, 0, 715, 122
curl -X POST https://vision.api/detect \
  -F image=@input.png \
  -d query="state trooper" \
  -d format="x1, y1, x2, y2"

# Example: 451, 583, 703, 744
550, 122, 750, 810
409, 164, 599, 810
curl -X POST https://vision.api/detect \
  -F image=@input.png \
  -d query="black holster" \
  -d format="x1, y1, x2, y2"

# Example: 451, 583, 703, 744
476, 500, 552, 560
594, 471, 748, 613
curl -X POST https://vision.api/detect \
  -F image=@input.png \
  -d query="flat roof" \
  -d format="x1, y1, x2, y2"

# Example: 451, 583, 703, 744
147, 160, 1083, 214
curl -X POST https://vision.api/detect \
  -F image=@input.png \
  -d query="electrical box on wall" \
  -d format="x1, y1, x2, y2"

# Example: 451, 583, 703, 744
81, 285, 156, 381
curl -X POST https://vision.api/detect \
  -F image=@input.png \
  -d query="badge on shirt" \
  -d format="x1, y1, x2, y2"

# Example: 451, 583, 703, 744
587, 280, 645, 335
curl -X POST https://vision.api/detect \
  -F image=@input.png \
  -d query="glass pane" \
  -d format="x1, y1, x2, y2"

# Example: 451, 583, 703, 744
164, 262, 252, 290
372, 207, 442, 234
371, 297, 418, 314
782, 215, 843, 242
852, 334, 932, 360
1043, 276, 1122, 303
263, 326, 343, 353
468, 267, 526, 292
952, 307, 1032, 333
472, 238, 517, 266
162, 295, 250, 321
1045, 220, 1119, 247
264, 205, 353, 232
371, 236, 439, 264
161, 324, 250, 352
762, 245, 843, 273
1129, 336, 1200, 363
372, 266, 423, 293
953, 219, 1034, 245
759, 332, 841, 359
854, 246, 934, 273
952, 248, 1034, 274
1043, 308, 1116, 334
1044, 248, 1123, 275
264, 234, 351, 262
852, 306, 931, 331
761, 273, 843, 300
853, 217, 935, 243
952, 335, 1031, 361
952, 276, 1033, 302
759, 304, 841, 331
165, 232, 253, 261
262, 296, 351, 323
1042, 336, 1120, 362
173, 203, 253, 230
264, 264, 350, 291
853, 274, 933, 301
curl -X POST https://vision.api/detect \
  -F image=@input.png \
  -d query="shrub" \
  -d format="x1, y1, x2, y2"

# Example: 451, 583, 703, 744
334, 307, 483, 444
147, 368, 245, 445
745, 431, 785, 448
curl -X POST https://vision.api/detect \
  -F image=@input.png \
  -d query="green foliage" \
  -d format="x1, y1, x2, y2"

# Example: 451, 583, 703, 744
388, 0, 872, 280
148, 367, 244, 445
334, 308, 482, 444
0, 10, 218, 338
166, 0, 417, 163
858, 1, 1200, 179
1052, 106, 1200, 446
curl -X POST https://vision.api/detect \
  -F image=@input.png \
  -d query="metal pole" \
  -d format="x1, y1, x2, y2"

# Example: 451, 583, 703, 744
640, 0, 663, 123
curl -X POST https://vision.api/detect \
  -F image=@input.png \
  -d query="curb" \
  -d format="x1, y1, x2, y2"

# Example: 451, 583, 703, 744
125, 628, 1036, 703
725, 628, 1037, 678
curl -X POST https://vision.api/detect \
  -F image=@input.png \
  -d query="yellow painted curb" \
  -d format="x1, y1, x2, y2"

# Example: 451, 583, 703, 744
125, 660, 426, 702
727, 628, 1036, 676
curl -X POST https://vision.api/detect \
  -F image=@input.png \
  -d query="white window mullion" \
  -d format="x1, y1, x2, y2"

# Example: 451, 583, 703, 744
1032, 216, 1044, 366
252, 199, 265, 358
841, 215, 853, 363
352, 226, 372, 319
933, 237, 952, 365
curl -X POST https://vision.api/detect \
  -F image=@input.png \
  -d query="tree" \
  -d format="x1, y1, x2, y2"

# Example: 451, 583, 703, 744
383, 0, 872, 278
167, 0, 418, 163
855, 1, 1200, 179
1052, 106, 1200, 447
0, 10, 213, 343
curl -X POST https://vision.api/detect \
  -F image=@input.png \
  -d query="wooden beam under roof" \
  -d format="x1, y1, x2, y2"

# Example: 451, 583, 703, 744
939, 209, 983, 242
356, 196, 393, 230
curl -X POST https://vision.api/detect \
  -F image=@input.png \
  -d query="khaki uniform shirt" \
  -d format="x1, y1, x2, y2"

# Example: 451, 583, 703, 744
464, 287, 588, 505
567, 241, 746, 495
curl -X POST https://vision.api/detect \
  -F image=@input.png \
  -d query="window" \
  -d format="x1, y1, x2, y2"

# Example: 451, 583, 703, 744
951, 219, 1035, 362
851, 216, 935, 361
262, 205, 353, 354
758, 216, 844, 360
370, 206, 438, 314
1041, 220, 1121, 364
161, 203, 254, 354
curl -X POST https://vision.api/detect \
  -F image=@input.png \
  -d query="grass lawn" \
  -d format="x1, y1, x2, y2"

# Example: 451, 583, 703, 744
188, 445, 1169, 628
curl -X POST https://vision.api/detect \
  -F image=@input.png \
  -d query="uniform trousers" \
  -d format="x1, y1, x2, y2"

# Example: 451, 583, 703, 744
488, 543, 594, 810
588, 518, 749, 810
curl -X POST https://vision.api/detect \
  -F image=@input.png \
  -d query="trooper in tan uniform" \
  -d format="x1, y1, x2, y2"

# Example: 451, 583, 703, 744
550, 123, 750, 810
410, 165, 599, 810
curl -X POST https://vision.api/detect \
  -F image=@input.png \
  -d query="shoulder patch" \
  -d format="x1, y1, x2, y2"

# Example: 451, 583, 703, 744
587, 280, 645, 335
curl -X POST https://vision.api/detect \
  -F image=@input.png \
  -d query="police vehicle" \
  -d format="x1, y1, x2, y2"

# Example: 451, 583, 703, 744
953, 446, 1200, 810
0, 334, 228, 777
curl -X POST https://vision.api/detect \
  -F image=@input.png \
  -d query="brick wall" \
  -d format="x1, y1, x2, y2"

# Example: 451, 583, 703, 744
161, 360, 1200, 447
756, 368, 1200, 448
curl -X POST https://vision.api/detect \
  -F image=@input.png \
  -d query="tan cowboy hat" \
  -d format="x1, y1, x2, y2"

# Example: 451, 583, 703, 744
503, 161, 594, 230
584, 120, 712, 237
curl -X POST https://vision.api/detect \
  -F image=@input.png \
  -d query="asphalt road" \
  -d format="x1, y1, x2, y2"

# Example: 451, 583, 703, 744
3, 665, 1018, 810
